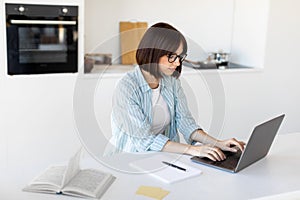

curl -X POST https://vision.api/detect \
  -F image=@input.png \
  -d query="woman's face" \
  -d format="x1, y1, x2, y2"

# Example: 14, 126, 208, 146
158, 43, 183, 76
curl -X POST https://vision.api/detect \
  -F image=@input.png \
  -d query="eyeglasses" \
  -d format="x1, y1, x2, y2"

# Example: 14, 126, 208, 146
167, 53, 187, 63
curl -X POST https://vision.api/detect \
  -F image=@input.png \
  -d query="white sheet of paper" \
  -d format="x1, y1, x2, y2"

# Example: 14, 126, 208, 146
130, 154, 202, 184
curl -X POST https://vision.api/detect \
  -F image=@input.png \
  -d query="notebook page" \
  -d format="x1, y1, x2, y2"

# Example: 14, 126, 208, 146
130, 154, 202, 184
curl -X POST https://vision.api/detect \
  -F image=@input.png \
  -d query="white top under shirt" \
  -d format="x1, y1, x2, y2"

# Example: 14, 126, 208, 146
151, 84, 171, 135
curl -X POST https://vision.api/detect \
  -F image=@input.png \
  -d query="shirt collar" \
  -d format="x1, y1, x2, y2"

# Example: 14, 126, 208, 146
134, 66, 151, 93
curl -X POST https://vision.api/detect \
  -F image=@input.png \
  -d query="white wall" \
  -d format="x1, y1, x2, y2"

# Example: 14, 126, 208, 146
0, 0, 84, 173
193, 0, 300, 138
85, 0, 268, 67
84, 0, 233, 63
230, 0, 269, 67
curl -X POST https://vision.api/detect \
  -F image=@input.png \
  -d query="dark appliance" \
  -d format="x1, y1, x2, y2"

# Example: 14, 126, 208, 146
6, 3, 78, 75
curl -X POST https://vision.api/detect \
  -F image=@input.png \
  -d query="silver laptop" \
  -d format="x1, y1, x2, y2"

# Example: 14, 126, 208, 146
191, 114, 285, 173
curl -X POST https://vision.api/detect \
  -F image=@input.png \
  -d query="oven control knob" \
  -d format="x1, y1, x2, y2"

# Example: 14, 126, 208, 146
18, 6, 25, 13
62, 7, 68, 14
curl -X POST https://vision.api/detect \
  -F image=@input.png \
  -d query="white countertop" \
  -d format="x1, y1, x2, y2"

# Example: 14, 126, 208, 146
1, 133, 300, 200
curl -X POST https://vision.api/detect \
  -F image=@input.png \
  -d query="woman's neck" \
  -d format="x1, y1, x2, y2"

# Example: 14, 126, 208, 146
141, 69, 160, 89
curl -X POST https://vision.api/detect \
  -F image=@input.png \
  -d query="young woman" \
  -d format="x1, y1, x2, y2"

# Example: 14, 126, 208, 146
109, 22, 245, 161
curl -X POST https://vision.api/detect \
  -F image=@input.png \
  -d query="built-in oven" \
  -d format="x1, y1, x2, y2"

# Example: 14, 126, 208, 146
6, 3, 78, 75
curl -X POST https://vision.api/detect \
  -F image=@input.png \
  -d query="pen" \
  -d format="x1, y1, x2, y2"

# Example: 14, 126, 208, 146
162, 161, 186, 171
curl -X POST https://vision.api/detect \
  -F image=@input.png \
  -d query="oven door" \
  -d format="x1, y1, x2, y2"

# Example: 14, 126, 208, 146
6, 19, 78, 75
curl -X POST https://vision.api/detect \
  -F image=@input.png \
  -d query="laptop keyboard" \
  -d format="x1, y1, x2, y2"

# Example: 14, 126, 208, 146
214, 150, 242, 168
192, 149, 242, 171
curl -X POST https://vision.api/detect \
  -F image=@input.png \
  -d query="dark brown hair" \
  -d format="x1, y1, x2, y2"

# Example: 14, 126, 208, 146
136, 22, 187, 79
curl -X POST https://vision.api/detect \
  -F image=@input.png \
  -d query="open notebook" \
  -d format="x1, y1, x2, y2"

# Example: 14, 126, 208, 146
130, 154, 202, 184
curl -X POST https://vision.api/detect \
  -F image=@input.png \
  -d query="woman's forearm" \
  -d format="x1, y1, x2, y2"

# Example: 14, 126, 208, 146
161, 138, 221, 158
161, 130, 221, 156
162, 140, 192, 155
190, 129, 220, 145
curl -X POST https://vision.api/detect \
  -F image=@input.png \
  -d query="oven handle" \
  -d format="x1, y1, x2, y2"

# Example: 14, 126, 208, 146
10, 19, 77, 25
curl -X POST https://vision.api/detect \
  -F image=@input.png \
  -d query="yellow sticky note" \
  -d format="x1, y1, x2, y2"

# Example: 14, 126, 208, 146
136, 185, 170, 200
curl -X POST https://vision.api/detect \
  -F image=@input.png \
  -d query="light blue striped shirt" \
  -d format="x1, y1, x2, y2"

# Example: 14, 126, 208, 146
108, 66, 201, 154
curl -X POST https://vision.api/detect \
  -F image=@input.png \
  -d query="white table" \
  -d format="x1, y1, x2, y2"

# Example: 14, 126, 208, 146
1, 133, 300, 200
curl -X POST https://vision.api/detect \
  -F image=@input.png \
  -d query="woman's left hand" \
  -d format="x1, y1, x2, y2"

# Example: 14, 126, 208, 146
216, 138, 246, 152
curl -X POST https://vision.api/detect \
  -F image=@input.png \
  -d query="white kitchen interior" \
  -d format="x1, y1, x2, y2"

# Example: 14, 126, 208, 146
1, 0, 300, 199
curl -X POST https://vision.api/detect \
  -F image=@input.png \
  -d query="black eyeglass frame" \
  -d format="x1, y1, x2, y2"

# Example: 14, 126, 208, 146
167, 53, 187, 63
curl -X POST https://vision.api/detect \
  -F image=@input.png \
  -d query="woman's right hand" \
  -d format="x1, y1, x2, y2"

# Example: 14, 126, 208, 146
187, 144, 226, 161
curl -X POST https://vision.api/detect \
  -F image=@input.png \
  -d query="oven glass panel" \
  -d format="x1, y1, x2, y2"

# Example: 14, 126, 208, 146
18, 26, 74, 64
